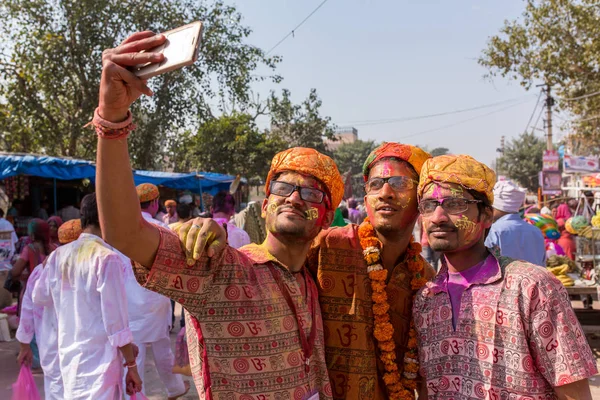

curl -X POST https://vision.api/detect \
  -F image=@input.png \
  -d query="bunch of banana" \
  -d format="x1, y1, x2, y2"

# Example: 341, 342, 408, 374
578, 225, 594, 239
547, 264, 575, 286
592, 213, 600, 228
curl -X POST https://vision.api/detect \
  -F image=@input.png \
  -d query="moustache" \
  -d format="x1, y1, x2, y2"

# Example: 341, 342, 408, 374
427, 224, 457, 234
277, 206, 307, 219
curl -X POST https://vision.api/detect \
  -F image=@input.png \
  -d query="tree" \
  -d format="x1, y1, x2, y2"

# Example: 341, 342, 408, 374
430, 147, 449, 157
419, 145, 450, 157
497, 132, 545, 192
479, 0, 600, 153
268, 88, 336, 155
333, 139, 377, 198
170, 113, 283, 180
333, 139, 377, 175
0, 0, 279, 169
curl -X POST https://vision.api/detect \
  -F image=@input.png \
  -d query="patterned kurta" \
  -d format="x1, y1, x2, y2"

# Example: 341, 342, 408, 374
308, 225, 435, 399
414, 252, 598, 399
132, 226, 332, 400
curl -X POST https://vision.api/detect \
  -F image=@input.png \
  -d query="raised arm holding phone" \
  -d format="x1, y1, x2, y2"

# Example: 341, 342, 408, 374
95, 29, 338, 399
96, 30, 225, 266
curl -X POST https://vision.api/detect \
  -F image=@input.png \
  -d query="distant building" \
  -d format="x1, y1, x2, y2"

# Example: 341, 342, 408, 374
325, 126, 358, 151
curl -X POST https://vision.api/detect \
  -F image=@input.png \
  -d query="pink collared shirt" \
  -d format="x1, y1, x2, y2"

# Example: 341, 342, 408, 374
414, 251, 597, 398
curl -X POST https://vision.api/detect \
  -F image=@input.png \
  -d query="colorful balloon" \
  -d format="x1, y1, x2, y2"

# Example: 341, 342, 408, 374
524, 213, 560, 240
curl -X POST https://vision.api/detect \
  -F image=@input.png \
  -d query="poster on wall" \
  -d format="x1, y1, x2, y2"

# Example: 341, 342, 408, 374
543, 150, 559, 171
563, 154, 600, 173
540, 171, 562, 195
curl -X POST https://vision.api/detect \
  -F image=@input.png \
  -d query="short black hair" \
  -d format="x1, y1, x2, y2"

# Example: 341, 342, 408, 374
212, 191, 235, 214
339, 205, 349, 219
177, 203, 191, 219
0, 209, 4, 218
81, 193, 99, 228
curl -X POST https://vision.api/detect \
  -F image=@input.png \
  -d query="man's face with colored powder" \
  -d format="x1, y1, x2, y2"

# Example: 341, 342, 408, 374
420, 182, 492, 253
262, 171, 334, 241
364, 158, 419, 237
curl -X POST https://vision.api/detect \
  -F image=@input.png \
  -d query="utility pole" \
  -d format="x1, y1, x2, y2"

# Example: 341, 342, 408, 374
495, 135, 505, 176
544, 84, 555, 151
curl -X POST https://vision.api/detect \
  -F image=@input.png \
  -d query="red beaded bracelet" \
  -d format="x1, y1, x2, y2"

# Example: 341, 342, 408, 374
90, 107, 136, 140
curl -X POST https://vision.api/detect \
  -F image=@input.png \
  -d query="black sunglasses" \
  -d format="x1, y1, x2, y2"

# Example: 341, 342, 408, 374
270, 181, 326, 204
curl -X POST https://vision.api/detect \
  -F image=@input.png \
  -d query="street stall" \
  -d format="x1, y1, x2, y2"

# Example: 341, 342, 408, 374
0, 152, 246, 235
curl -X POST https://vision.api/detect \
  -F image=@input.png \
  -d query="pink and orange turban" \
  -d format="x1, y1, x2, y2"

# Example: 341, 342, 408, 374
136, 183, 159, 203
58, 218, 82, 244
362, 142, 431, 180
165, 199, 177, 207
417, 155, 496, 204
265, 147, 344, 210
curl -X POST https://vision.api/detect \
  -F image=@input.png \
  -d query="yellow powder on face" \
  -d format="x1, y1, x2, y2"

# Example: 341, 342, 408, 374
455, 215, 478, 241
449, 186, 464, 198
266, 201, 278, 215
305, 208, 319, 220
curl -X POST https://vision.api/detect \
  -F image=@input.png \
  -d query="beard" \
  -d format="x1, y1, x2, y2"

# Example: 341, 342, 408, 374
429, 239, 458, 252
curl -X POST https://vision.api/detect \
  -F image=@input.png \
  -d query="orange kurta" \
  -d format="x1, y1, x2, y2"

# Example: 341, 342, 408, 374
308, 224, 435, 399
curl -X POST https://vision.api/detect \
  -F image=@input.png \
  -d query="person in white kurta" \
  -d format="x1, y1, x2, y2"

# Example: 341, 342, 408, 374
129, 183, 187, 399
32, 193, 141, 399
16, 263, 63, 399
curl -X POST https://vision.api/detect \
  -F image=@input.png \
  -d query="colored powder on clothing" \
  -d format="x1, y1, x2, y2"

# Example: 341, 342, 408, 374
447, 254, 495, 329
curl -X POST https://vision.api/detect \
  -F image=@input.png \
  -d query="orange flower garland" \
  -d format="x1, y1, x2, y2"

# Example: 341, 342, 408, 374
358, 218, 427, 400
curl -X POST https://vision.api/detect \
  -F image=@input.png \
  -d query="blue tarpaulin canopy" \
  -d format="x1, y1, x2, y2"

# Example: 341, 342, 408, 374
0, 153, 96, 181
0, 152, 240, 195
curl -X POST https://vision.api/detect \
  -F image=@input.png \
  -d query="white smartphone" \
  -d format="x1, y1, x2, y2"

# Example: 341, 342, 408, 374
133, 21, 203, 80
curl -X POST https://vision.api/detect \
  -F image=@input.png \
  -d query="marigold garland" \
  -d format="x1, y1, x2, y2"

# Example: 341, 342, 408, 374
358, 217, 427, 400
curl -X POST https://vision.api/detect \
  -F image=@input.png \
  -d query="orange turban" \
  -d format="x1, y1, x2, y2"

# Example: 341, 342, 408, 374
417, 155, 496, 204
58, 218, 82, 244
265, 147, 344, 210
362, 142, 431, 181
165, 200, 177, 207
136, 183, 159, 203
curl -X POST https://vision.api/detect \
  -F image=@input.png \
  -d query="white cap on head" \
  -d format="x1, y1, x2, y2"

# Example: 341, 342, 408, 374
179, 194, 193, 205
492, 180, 526, 213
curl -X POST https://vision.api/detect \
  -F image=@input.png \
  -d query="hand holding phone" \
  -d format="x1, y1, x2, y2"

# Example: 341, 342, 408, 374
132, 21, 203, 80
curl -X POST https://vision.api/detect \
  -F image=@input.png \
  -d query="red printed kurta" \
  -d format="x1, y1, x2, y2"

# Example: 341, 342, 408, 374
414, 252, 598, 399
133, 227, 332, 400
308, 225, 435, 399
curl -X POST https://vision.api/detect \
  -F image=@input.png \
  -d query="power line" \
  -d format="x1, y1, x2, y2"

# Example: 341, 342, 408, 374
523, 89, 543, 133
397, 98, 534, 140
531, 105, 545, 132
266, 0, 331, 55
560, 89, 600, 101
341, 95, 535, 127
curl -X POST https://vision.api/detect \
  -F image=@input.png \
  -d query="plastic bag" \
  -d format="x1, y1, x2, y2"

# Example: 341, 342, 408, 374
131, 393, 149, 400
11, 365, 41, 400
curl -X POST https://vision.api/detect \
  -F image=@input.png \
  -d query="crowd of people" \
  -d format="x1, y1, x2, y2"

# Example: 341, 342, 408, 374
1, 30, 598, 399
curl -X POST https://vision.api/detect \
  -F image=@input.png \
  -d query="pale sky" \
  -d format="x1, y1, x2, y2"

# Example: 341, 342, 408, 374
225, 0, 567, 167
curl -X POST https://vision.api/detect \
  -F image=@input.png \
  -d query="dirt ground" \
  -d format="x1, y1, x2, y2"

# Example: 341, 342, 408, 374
1, 303, 599, 399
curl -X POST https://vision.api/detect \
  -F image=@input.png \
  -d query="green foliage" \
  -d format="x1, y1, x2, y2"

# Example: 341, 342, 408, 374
268, 88, 336, 155
332, 139, 377, 198
479, 0, 600, 153
333, 139, 377, 176
170, 113, 282, 181
0, 0, 279, 169
430, 147, 449, 157
497, 132, 545, 191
